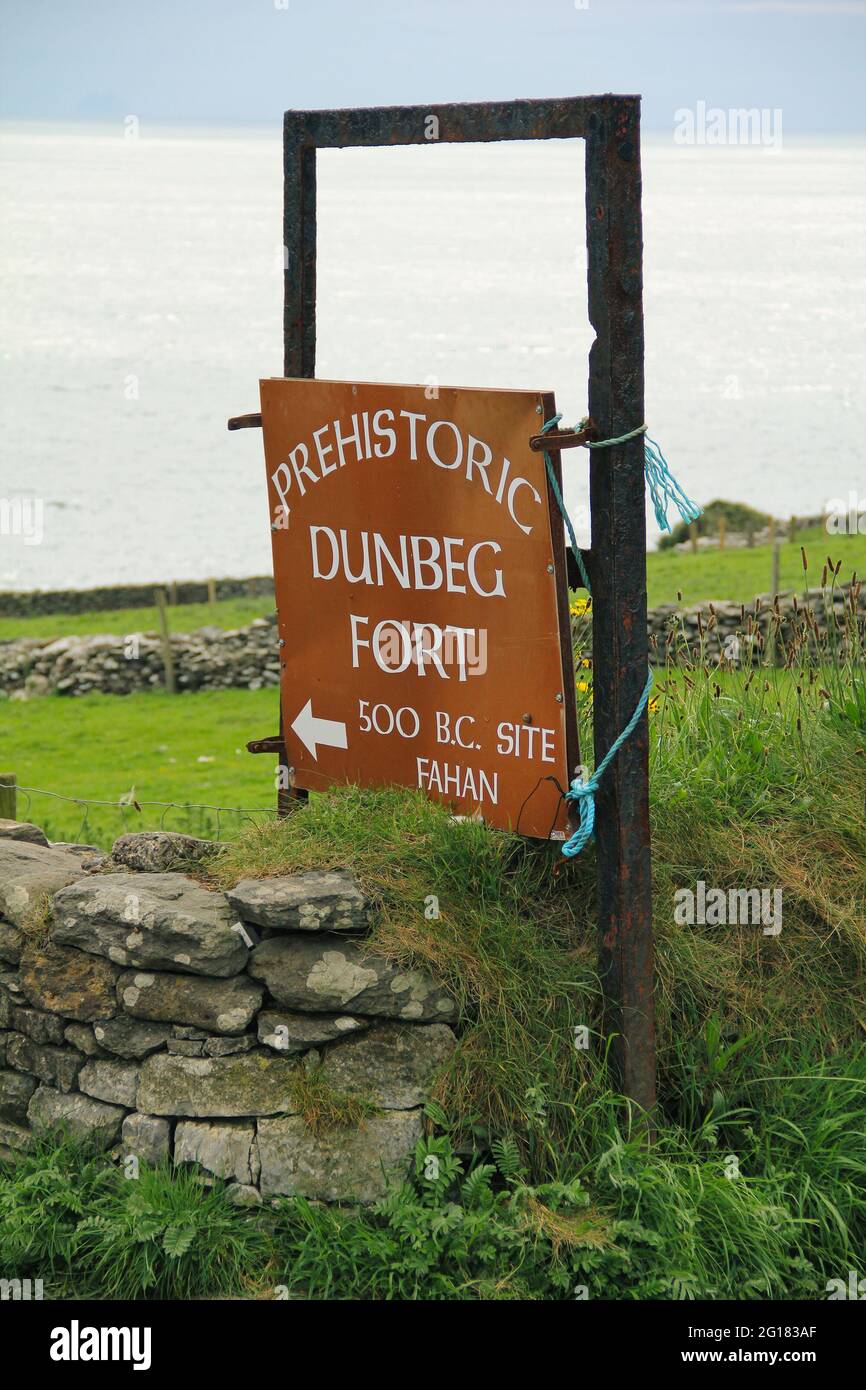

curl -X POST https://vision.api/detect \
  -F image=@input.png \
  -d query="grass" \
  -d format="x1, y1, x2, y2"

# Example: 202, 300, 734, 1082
0, 1139, 272, 1300
0, 595, 275, 642
287, 1067, 377, 1135
0, 687, 280, 847
645, 522, 866, 608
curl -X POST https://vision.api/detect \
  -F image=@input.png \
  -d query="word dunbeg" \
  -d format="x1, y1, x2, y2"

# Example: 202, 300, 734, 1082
260, 378, 579, 838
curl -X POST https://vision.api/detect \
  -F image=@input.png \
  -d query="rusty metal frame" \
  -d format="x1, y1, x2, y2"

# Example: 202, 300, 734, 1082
272, 95, 654, 1115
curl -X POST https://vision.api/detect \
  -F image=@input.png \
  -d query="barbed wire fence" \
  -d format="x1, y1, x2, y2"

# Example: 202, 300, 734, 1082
3, 778, 280, 846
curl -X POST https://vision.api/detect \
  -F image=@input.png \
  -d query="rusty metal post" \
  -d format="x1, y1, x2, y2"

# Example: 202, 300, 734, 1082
278, 130, 318, 812
586, 98, 656, 1120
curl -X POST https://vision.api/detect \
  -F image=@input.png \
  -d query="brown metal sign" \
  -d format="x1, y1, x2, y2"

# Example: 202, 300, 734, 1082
260, 377, 579, 838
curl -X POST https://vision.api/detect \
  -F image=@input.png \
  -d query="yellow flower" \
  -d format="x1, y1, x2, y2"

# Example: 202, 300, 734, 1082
577, 680, 591, 693
570, 598, 591, 616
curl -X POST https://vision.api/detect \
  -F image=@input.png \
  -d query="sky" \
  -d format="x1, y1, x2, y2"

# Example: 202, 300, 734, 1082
0, 0, 864, 132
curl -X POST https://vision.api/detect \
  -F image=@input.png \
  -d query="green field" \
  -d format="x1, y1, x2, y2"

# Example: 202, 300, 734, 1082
647, 523, 866, 607
3, 688, 281, 847
3, 520, 865, 849
0, 595, 275, 642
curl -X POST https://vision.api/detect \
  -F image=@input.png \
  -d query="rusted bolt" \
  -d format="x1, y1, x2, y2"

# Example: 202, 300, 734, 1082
522, 713, 532, 724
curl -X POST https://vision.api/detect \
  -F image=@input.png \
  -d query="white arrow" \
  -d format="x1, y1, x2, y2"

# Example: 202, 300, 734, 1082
291, 698, 348, 761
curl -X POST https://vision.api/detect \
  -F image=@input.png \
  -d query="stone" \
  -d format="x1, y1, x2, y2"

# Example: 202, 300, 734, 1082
92, 1016, 171, 1059
137, 1051, 299, 1118
0, 1067, 37, 1122
110, 831, 218, 872
0, 921, 24, 965
6, 1034, 85, 1092
248, 935, 455, 1021
226, 1183, 262, 1208
166, 1038, 204, 1056
0, 818, 50, 846
121, 1112, 171, 1167
0, 839, 84, 927
174, 1119, 259, 1184
0, 970, 23, 997
51, 872, 247, 977
63, 1023, 106, 1057
27, 1085, 125, 1148
226, 870, 369, 933
18, 943, 119, 1021
321, 1023, 457, 1109
78, 1059, 140, 1108
257, 1009, 370, 1054
204, 1034, 256, 1058
10, 1002, 67, 1045
0, 1116, 33, 1153
172, 1025, 208, 1040
257, 1111, 423, 1203
117, 970, 263, 1035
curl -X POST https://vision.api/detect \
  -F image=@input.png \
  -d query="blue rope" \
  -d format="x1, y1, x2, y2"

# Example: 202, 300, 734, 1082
539, 412, 696, 856
642, 435, 702, 533
545, 414, 702, 534
542, 422, 592, 593
560, 667, 654, 857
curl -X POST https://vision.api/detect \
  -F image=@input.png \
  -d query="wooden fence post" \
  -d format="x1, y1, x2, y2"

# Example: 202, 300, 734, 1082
154, 588, 177, 694
0, 773, 16, 820
771, 534, 781, 597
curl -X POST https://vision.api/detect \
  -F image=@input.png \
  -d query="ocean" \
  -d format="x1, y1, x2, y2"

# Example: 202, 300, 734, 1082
1, 122, 864, 591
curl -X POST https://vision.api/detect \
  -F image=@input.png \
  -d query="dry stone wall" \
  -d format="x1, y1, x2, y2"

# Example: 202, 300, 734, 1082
3, 586, 864, 701
0, 825, 456, 1205
0, 576, 275, 620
